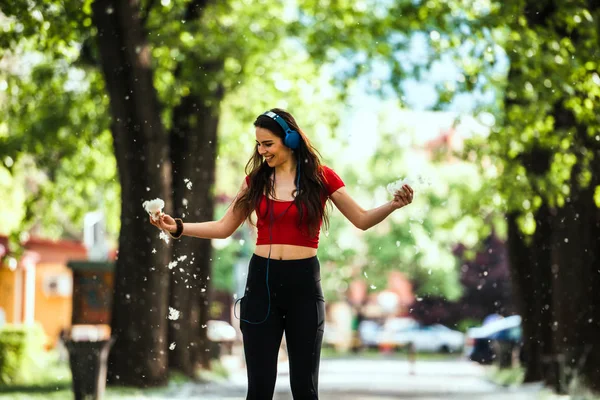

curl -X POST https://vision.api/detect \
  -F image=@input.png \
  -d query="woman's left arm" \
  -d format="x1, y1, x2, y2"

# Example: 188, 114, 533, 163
329, 185, 414, 231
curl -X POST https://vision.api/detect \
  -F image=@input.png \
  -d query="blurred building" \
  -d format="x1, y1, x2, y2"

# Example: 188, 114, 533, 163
347, 271, 415, 320
0, 235, 88, 347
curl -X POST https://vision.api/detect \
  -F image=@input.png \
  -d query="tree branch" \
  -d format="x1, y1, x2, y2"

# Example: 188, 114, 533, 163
140, 0, 158, 28
183, 0, 211, 21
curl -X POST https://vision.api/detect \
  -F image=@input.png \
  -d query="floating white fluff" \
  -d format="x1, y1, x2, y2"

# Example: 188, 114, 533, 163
386, 177, 414, 196
142, 198, 165, 221
168, 307, 180, 321
159, 231, 170, 244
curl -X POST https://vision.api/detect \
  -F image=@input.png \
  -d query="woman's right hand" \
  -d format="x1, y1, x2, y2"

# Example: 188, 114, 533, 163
149, 213, 177, 233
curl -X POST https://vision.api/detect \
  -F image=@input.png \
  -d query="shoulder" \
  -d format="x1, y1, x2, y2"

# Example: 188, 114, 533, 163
320, 165, 345, 195
320, 165, 339, 178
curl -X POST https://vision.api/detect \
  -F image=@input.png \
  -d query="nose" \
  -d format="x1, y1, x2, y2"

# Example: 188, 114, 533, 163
257, 145, 268, 156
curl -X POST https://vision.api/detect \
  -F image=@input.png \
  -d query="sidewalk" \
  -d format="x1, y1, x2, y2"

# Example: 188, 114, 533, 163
123, 357, 551, 400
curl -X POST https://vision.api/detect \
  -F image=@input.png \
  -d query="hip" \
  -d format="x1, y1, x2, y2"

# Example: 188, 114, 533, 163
254, 244, 317, 260
245, 253, 322, 298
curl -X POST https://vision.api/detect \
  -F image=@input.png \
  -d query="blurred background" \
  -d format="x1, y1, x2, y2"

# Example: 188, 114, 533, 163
0, 0, 599, 399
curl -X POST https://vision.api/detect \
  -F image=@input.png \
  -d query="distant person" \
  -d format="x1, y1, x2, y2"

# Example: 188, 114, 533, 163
150, 108, 414, 399
408, 342, 416, 375
351, 306, 366, 353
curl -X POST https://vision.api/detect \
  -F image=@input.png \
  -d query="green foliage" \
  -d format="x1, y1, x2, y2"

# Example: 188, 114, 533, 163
318, 111, 488, 301
211, 238, 242, 292
0, 324, 46, 385
486, 365, 525, 388
0, 37, 118, 242
461, 2, 600, 231
456, 318, 482, 333
0, 0, 344, 252
0, 163, 27, 236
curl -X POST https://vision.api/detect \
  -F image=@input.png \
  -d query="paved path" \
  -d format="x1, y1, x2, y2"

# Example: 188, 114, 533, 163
135, 356, 548, 400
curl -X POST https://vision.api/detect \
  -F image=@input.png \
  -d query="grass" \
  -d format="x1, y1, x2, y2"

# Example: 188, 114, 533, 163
0, 351, 232, 400
0, 350, 72, 399
485, 365, 525, 387
485, 365, 600, 400
0, 372, 204, 400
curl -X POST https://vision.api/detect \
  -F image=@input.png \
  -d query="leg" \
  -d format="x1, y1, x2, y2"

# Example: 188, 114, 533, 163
241, 298, 285, 400
285, 296, 325, 400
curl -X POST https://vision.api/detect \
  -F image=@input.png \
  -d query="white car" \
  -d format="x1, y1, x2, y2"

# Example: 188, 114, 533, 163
378, 322, 464, 353
358, 320, 381, 348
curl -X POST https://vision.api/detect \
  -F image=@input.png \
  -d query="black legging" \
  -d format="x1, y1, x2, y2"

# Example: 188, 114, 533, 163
240, 254, 325, 400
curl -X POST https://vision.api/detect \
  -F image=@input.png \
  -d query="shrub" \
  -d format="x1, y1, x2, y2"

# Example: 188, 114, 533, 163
456, 318, 481, 333
0, 323, 47, 385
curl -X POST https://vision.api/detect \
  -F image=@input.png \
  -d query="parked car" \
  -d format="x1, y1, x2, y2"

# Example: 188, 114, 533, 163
465, 315, 522, 364
356, 317, 417, 351
357, 320, 382, 349
378, 320, 464, 353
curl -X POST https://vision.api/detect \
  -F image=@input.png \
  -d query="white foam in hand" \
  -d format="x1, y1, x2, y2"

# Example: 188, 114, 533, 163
143, 198, 165, 221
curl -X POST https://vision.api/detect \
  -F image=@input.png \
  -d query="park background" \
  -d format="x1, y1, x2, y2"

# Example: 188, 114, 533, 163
0, 0, 599, 399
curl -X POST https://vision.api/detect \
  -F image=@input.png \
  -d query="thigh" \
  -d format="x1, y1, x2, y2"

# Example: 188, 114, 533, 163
284, 288, 325, 398
284, 294, 325, 360
240, 296, 285, 399
284, 266, 325, 358
241, 300, 285, 369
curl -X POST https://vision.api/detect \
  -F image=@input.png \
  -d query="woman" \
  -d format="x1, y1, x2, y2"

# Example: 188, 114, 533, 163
150, 108, 414, 399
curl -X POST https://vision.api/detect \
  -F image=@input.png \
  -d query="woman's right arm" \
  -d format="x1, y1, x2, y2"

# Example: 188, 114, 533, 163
151, 178, 248, 240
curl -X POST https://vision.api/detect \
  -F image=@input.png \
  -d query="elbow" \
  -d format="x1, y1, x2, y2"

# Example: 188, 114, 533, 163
215, 221, 233, 240
356, 214, 369, 231
218, 229, 233, 240
355, 219, 369, 231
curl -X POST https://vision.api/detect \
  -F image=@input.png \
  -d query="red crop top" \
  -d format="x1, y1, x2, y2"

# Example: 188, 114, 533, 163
244, 165, 345, 249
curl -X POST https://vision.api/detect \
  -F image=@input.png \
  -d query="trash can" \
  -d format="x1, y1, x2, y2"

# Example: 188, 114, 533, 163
63, 325, 114, 400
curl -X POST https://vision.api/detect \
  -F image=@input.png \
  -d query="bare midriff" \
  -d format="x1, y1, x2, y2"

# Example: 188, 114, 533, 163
254, 244, 318, 260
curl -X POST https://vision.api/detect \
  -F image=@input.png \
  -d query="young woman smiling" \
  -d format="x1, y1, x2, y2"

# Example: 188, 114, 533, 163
150, 108, 414, 400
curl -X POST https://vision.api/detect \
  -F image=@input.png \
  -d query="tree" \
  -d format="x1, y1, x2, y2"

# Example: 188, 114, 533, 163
410, 233, 515, 328
474, 1, 600, 391
0, 0, 342, 385
305, 0, 600, 392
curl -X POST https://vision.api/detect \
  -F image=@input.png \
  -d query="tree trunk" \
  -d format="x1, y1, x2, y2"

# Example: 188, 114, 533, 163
552, 154, 600, 392
169, 95, 221, 373
581, 142, 600, 390
506, 212, 543, 381
531, 204, 556, 390
578, 183, 600, 391
92, 0, 171, 386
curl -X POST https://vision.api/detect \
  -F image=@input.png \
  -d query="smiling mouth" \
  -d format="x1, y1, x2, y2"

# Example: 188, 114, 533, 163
265, 156, 274, 162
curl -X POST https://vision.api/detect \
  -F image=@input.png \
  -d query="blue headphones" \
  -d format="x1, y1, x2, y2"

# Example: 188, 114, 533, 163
262, 110, 301, 150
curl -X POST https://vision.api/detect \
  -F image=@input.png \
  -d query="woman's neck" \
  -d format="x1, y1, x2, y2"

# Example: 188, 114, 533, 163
274, 157, 297, 178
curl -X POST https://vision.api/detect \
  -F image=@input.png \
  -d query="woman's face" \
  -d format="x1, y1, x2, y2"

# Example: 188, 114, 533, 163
255, 126, 292, 167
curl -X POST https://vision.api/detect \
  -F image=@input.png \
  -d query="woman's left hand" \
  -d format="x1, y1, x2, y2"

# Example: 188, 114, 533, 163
391, 184, 414, 209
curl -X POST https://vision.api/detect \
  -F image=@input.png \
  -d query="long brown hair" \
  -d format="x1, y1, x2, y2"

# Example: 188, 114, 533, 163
234, 108, 331, 236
